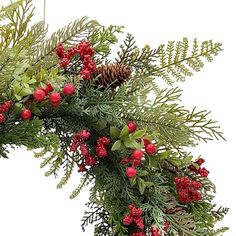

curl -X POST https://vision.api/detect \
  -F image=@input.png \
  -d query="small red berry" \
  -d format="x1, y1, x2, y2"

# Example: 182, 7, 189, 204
63, 83, 75, 96
123, 214, 133, 225
143, 139, 150, 146
126, 167, 137, 178
20, 108, 32, 120
49, 92, 61, 105
34, 89, 46, 102
132, 149, 143, 160
127, 121, 137, 133
44, 82, 54, 95
78, 163, 86, 172
59, 57, 70, 68
163, 221, 170, 232
196, 158, 205, 166
0, 113, 5, 124
145, 143, 157, 154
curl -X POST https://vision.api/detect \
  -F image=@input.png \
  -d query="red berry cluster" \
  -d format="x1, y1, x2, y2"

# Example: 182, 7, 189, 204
95, 137, 110, 158
123, 204, 145, 234
189, 158, 209, 177
70, 130, 91, 152
70, 130, 97, 172
55, 41, 96, 80
70, 130, 110, 172
0, 100, 12, 124
149, 221, 170, 236
174, 177, 202, 203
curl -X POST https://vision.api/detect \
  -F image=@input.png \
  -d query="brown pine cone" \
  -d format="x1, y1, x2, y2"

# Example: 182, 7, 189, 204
93, 63, 132, 88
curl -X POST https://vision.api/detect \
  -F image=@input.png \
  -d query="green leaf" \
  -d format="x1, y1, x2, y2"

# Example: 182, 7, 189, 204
182, 156, 193, 165
169, 157, 182, 167
110, 127, 121, 141
119, 125, 129, 139
138, 178, 146, 195
123, 138, 141, 149
14, 62, 29, 75
19, 88, 33, 97
148, 155, 158, 168
129, 177, 137, 187
138, 170, 149, 177
132, 129, 146, 139
145, 182, 154, 187
158, 150, 171, 160
111, 140, 122, 151
15, 94, 22, 101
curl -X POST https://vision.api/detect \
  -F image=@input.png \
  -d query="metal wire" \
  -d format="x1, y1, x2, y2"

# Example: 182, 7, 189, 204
43, 0, 46, 22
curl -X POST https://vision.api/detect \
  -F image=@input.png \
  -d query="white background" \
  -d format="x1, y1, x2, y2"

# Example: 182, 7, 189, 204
0, 0, 236, 235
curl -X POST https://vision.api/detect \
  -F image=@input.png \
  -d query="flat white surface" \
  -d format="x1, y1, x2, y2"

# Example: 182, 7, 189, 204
0, 0, 236, 235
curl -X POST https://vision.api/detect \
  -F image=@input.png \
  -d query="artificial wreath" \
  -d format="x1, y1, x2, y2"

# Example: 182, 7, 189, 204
0, 1, 229, 235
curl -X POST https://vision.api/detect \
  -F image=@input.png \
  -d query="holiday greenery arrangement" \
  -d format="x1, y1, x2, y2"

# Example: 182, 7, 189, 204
0, 1, 229, 235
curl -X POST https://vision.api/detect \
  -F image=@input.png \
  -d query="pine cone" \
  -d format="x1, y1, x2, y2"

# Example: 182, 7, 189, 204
93, 63, 132, 88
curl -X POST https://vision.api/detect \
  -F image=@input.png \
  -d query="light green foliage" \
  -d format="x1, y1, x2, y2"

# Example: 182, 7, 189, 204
88, 25, 124, 64
116, 35, 222, 84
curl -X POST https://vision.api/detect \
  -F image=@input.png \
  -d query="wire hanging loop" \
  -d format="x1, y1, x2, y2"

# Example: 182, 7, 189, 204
43, 0, 46, 22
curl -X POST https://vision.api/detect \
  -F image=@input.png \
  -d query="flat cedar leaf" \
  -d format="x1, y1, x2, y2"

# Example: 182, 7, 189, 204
110, 127, 121, 141
138, 178, 146, 195
119, 125, 129, 139
132, 129, 146, 140
158, 150, 171, 160
111, 140, 122, 151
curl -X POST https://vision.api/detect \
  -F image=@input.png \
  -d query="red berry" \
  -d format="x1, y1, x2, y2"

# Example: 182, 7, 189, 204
127, 121, 137, 133
0, 113, 5, 124
132, 149, 143, 160
123, 214, 133, 225
134, 217, 144, 230
196, 158, 205, 166
199, 167, 209, 177
143, 139, 150, 146
192, 181, 202, 189
78, 163, 86, 172
59, 57, 70, 68
63, 83, 75, 96
44, 82, 54, 95
78, 130, 91, 141
126, 167, 137, 178
80, 69, 91, 80
34, 89, 46, 102
56, 43, 65, 58
163, 221, 170, 232
49, 92, 61, 105
96, 144, 108, 158
145, 143, 156, 154
20, 108, 31, 120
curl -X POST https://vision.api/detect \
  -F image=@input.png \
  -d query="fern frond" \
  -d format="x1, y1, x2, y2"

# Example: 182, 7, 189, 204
32, 17, 100, 65
156, 38, 223, 84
